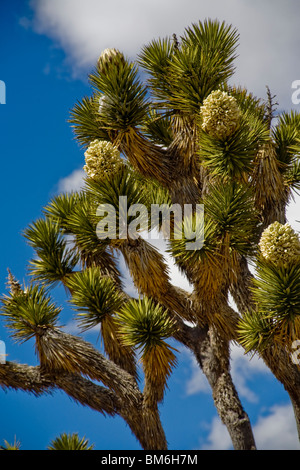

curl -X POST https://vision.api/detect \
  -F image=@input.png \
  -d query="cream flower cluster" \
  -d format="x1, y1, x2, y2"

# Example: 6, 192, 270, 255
259, 221, 300, 266
200, 90, 241, 140
84, 139, 123, 179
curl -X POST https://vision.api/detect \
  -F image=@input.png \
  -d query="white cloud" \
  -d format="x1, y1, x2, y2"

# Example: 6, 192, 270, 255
57, 168, 85, 193
201, 416, 233, 450
229, 344, 270, 403
254, 404, 300, 450
286, 197, 300, 233
201, 403, 300, 450
28, 0, 300, 111
185, 343, 270, 402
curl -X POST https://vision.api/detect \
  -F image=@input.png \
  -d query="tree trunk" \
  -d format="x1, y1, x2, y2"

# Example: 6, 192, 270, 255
122, 404, 168, 450
173, 319, 256, 450
196, 327, 256, 450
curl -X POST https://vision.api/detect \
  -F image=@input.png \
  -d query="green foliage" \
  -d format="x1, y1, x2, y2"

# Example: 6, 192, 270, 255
0, 437, 21, 450
238, 310, 275, 354
23, 218, 79, 286
43, 192, 84, 229
284, 159, 300, 194
238, 260, 300, 352
0, 284, 60, 343
86, 165, 150, 239
117, 297, 175, 354
253, 261, 300, 322
203, 181, 260, 256
69, 95, 110, 148
89, 58, 149, 131
198, 114, 269, 178
48, 433, 94, 450
139, 19, 239, 114
272, 110, 300, 168
67, 267, 125, 331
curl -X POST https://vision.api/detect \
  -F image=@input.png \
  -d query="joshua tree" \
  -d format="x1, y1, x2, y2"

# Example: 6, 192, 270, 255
1, 18, 300, 450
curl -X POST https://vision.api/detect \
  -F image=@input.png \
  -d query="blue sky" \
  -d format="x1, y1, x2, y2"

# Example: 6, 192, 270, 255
0, 0, 300, 451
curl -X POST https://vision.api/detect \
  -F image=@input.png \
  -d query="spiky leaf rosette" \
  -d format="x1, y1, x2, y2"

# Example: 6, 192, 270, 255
139, 19, 239, 113
272, 110, 300, 169
200, 90, 241, 140
198, 111, 269, 179
237, 310, 276, 354
170, 182, 258, 297
259, 222, 300, 267
240, 223, 300, 349
89, 56, 149, 132
0, 283, 60, 343
67, 267, 125, 328
83, 139, 124, 179
117, 297, 177, 405
85, 164, 150, 243
69, 95, 110, 148
48, 433, 94, 451
60, 192, 119, 278
66, 267, 136, 377
23, 218, 79, 287
0, 437, 21, 450
43, 192, 84, 230
252, 260, 300, 347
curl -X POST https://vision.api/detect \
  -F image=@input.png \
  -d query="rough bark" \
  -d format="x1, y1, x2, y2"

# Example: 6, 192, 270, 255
0, 361, 167, 450
173, 319, 256, 450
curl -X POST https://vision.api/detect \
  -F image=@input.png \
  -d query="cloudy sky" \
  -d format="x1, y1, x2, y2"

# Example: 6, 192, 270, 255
0, 0, 300, 450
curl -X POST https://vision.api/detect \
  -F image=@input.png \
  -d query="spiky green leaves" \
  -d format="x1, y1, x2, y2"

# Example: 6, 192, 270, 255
0, 283, 60, 343
198, 112, 269, 178
69, 95, 110, 148
272, 110, 300, 168
239, 224, 300, 352
23, 218, 79, 286
239, 263, 300, 352
139, 19, 239, 113
48, 433, 94, 451
86, 165, 149, 242
238, 310, 274, 354
117, 297, 177, 404
117, 297, 175, 353
170, 182, 258, 292
89, 56, 149, 131
67, 268, 125, 331
66, 267, 136, 377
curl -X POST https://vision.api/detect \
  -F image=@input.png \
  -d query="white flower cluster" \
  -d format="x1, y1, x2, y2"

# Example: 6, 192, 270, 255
259, 221, 300, 266
83, 139, 123, 179
200, 90, 241, 140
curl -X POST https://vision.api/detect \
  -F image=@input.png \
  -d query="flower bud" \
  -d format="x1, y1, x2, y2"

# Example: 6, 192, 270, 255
97, 48, 125, 74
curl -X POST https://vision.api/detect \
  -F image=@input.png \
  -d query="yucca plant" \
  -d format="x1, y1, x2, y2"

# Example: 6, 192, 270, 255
117, 297, 177, 405
1, 18, 300, 451
48, 433, 94, 451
